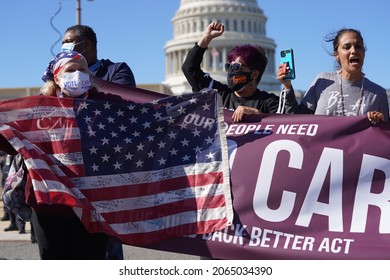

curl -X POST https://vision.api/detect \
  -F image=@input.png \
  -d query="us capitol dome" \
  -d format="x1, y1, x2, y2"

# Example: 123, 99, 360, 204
163, 0, 280, 95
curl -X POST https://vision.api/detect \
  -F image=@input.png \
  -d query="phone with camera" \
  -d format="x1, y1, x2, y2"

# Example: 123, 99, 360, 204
280, 48, 296, 80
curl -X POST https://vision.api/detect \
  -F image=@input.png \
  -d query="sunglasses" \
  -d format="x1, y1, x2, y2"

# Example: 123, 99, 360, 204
224, 62, 251, 73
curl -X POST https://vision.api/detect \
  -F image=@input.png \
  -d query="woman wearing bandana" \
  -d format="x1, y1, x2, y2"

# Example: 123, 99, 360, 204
25, 51, 125, 259
182, 22, 296, 123
41, 51, 125, 102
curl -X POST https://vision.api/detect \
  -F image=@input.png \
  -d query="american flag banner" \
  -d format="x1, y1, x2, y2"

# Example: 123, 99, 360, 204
0, 89, 233, 245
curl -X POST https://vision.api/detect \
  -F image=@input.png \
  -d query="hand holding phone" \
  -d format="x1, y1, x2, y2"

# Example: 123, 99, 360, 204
280, 48, 296, 80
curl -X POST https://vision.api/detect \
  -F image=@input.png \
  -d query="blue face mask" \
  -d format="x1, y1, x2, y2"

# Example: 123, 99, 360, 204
61, 42, 76, 52
61, 41, 86, 52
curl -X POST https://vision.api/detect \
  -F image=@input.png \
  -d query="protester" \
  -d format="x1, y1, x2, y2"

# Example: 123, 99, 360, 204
61, 25, 136, 259
0, 51, 127, 259
182, 21, 296, 123
61, 24, 136, 87
276, 28, 389, 123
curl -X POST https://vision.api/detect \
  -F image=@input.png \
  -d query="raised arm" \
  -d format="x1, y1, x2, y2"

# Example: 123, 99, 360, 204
182, 22, 226, 93
197, 22, 225, 48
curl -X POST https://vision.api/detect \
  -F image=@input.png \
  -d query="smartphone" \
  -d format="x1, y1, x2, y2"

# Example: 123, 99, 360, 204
280, 48, 296, 80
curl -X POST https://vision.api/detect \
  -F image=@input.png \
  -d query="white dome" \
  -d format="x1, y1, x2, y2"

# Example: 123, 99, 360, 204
163, 0, 280, 95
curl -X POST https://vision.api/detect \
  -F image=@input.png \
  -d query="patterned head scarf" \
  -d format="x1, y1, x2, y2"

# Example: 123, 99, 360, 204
41, 51, 88, 82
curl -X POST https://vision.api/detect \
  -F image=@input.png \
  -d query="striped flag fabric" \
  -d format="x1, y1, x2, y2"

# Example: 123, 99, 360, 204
0, 89, 232, 245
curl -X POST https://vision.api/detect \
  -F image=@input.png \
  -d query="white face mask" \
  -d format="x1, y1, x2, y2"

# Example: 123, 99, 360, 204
58, 71, 91, 97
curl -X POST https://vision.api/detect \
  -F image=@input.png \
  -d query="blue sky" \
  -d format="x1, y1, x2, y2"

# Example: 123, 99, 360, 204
1, 0, 389, 91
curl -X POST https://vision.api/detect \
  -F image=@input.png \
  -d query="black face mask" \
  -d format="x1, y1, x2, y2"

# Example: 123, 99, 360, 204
227, 69, 253, 92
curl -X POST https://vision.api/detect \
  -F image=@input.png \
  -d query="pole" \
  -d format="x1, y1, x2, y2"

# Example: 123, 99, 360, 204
76, 0, 81, 24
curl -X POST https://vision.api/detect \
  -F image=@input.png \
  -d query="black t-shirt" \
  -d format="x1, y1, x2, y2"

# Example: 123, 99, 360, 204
220, 87, 280, 113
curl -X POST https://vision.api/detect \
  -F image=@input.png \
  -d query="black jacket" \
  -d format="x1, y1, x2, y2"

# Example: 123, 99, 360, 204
182, 43, 297, 113
92, 59, 136, 87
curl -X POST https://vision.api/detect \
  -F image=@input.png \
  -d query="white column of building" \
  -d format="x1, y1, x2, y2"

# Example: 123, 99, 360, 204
212, 49, 217, 72
222, 47, 227, 69
203, 49, 210, 72
165, 52, 170, 75
174, 51, 177, 74
178, 50, 183, 74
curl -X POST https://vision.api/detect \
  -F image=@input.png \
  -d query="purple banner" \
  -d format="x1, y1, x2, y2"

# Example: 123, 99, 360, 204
101, 81, 390, 259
